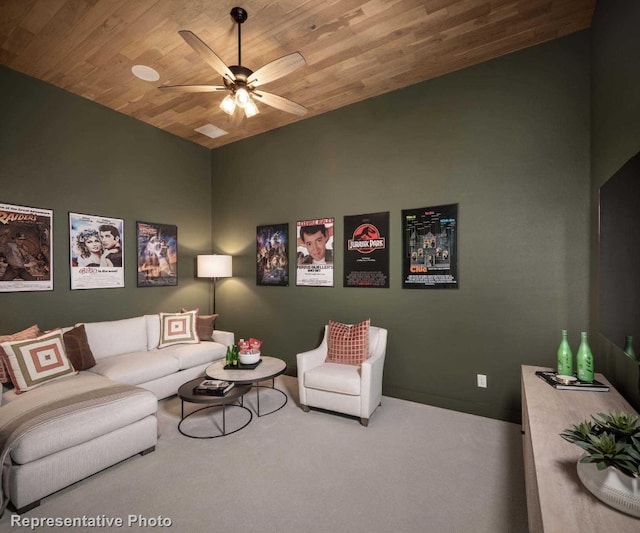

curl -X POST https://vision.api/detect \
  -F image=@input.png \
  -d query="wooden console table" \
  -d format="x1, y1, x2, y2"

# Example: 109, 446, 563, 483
521, 365, 639, 532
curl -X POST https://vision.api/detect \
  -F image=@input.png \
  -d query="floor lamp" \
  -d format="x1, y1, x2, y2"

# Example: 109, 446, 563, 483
197, 255, 232, 314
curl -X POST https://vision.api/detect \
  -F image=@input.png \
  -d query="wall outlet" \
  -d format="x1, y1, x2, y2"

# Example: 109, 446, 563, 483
477, 374, 487, 388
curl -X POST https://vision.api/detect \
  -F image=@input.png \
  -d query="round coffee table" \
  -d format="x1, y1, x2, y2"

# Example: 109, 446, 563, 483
177, 378, 252, 439
206, 356, 287, 417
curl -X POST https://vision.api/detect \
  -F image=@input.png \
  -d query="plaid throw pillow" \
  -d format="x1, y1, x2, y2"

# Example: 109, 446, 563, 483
158, 310, 200, 348
0, 329, 77, 394
325, 319, 370, 365
0, 324, 43, 384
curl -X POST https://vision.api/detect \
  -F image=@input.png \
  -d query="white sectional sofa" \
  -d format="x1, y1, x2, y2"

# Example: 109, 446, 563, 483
82, 314, 233, 400
0, 313, 233, 515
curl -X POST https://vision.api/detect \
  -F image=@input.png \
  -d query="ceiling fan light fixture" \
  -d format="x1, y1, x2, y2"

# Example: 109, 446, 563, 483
220, 94, 236, 115
244, 98, 259, 118
235, 87, 251, 108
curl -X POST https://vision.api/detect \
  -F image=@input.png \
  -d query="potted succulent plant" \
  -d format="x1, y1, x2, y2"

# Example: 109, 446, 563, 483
560, 411, 640, 517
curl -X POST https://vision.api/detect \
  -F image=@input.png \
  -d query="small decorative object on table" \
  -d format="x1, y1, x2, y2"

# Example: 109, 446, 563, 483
535, 370, 609, 392
560, 411, 640, 517
193, 379, 234, 396
557, 329, 573, 376
576, 331, 595, 383
234, 337, 263, 366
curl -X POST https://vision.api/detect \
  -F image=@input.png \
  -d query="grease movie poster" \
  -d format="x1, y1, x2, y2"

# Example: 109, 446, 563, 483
70, 212, 124, 290
343, 212, 389, 288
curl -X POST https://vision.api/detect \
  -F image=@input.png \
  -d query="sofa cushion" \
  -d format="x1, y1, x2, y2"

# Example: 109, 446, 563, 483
0, 329, 77, 394
158, 311, 199, 348
325, 318, 370, 365
144, 314, 161, 350
63, 324, 96, 371
155, 341, 226, 370
82, 316, 148, 360
89, 351, 180, 385
304, 362, 362, 395
5, 372, 158, 464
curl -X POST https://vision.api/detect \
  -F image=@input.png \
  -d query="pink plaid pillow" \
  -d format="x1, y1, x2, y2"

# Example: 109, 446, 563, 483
0, 324, 43, 384
325, 319, 370, 365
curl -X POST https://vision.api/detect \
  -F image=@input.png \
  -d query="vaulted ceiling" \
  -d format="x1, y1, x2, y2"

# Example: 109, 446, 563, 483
1, 0, 596, 149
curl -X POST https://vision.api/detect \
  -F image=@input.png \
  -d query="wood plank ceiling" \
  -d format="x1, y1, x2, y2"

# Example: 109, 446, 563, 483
0, 0, 596, 149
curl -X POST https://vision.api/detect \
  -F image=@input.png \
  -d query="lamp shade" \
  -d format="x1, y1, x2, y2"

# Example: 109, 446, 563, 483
197, 255, 232, 278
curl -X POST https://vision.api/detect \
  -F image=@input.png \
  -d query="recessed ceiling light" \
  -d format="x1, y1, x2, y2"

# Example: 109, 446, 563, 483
195, 124, 228, 139
131, 65, 160, 82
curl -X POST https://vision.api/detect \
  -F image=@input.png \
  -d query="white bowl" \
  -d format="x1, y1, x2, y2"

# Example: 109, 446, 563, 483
239, 351, 260, 365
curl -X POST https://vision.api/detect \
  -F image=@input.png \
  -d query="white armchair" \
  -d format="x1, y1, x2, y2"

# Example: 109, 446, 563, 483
296, 325, 388, 426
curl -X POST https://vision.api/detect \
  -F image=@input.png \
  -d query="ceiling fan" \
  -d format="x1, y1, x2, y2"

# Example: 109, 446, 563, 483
159, 6, 307, 119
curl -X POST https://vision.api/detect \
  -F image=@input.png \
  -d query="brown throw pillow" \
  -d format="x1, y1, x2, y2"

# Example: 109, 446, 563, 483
63, 324, 96, 370
181, 308, 219, 342
325, 319, 371, 366
0, 324, 43, 384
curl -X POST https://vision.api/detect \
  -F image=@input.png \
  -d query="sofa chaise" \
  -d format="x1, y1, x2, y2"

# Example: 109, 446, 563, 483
0, 312, 233, 514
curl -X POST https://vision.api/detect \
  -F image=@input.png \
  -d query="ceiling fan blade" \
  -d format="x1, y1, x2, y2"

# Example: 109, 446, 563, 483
247, 52, 306, 87
178, 30, 235, 82
253, 90, 308, 116
159, 84, 227, 93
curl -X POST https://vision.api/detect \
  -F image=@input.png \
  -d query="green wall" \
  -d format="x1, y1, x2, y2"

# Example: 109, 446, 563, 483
211, 32, 591, 422
1, 27, 598, 423
591, 1, 640, 408
0, 66, 213, 331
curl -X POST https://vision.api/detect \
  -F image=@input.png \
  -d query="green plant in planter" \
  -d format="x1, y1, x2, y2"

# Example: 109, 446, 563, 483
560, 411, 640, 478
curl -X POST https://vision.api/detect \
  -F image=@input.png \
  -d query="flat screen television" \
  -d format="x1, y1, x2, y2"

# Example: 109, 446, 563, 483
599, 150, 640, 356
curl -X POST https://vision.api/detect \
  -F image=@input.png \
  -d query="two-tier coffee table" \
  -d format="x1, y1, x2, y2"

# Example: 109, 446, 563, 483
177, 378, 252, 439
206, 356, 287, 417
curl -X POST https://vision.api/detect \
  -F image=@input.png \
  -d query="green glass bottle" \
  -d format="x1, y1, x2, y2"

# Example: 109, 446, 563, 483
232, 345, 239, 367
225, 346, 232, 367
576, 331, 594, 383
624, 336, 636, 360
556, 330, 573, 376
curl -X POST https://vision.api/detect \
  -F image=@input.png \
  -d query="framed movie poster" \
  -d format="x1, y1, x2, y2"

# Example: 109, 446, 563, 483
69, 212, 124, 290
402, 204, 458, 289
0, 202, 53, 292
136, 221, 178, 287
344, 211, 389, 288
256, 223, 289, 286
296, 217, 334, 287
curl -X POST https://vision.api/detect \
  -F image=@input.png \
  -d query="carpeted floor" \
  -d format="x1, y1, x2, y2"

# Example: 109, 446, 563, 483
0, 376, 528, 532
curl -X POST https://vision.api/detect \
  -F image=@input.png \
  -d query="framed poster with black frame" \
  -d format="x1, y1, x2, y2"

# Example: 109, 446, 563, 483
256, 223, 289, 287
0, 202, 53, 292
344, 211, 389, 288
402, 204, 458, 289
136, 221, 178, 287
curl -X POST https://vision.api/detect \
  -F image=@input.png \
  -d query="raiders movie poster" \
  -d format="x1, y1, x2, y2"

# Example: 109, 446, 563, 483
402, 204, 458, 289
257, 223, 289, 286
70, 212, 124, 290
296, 217, 334, 287
343, 212, 389, 288
137, 221, 178, 287
0, 202, 53, 292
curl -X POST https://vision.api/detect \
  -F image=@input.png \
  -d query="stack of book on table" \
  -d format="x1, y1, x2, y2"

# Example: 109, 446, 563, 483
193, 379, 234, 396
